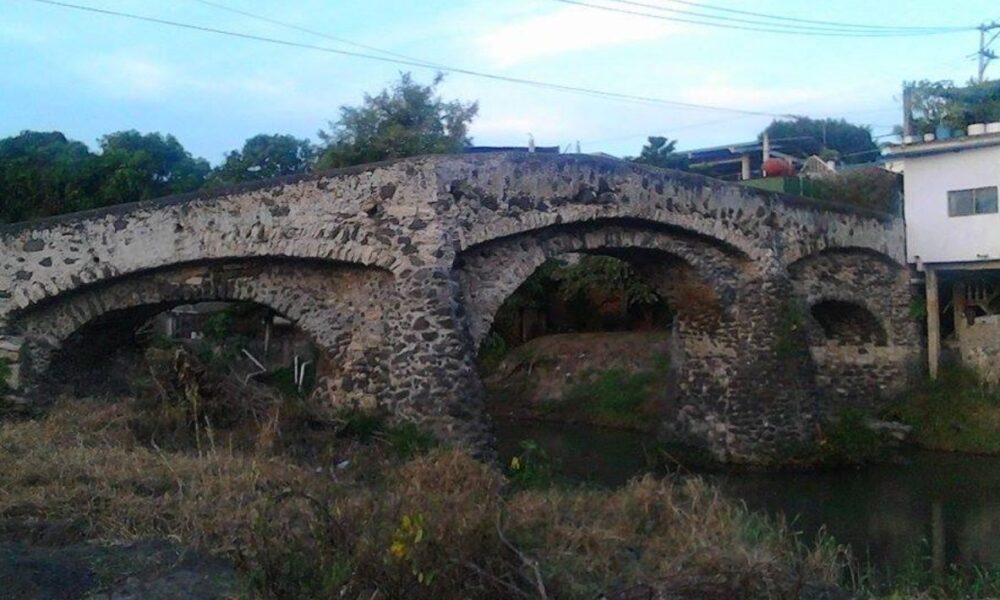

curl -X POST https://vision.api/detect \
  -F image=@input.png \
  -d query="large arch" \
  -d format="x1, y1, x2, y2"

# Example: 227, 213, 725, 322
455, 219, 753, 348
7, 257, 394, 414
451, 217, 821, 460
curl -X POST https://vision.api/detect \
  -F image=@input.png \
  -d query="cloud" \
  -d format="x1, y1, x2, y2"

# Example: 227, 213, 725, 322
476, 5, 688, 68
0, 22, 49, 45
73, 52, 306, 108
679, 76, 820, 114
75, 54, 179, 100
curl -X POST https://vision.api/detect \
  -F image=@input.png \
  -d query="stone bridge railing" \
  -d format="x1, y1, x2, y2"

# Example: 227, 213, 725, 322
0, 153, 920, 462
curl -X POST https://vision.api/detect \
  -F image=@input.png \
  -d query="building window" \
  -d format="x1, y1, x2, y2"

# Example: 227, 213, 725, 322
948, 186, 998, 217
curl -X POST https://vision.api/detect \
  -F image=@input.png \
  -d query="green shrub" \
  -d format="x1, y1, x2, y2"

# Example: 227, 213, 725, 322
885, 366, 1000, 454
818, 409, 884, 465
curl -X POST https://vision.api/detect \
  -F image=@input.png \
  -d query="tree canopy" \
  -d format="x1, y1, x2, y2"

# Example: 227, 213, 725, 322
317, 72, 478, 169
760, 117, 878, 164
93, 130, 210, 205
212, 134, 315, 185
906, 79, 1000, 134
0, 131, 96, 223
628, 136, 689, 170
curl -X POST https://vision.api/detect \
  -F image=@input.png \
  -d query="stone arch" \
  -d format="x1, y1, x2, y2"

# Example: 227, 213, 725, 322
8, 257, 393, 413
788, 248, 919, 413
454, 218, 753, 349
452, 218, 777, 456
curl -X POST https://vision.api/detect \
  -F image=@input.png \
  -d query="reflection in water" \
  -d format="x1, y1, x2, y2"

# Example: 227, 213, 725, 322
494, 419, 1000, 570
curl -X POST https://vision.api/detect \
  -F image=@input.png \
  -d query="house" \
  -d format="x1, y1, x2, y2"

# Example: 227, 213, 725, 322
683, 135, 800, 181
885, 124, 1000, 384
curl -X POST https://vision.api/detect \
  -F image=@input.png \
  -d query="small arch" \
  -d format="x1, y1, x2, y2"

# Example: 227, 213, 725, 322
810, 300, 887, 346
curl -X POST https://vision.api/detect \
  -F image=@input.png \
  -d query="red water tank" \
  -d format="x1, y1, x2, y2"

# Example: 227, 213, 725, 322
762, 158, 794, 177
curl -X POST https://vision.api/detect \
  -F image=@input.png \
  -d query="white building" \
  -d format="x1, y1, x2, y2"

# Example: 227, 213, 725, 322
886, 126, 1000, 383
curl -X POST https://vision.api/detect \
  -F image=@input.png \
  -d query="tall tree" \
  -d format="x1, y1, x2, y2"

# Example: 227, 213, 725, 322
94, 130, 210, 205
316, 73, 478, 169
0, 131, 97, 223
761, 117, 878, 164
212, 134, 315, 185
629, 136, 688, 170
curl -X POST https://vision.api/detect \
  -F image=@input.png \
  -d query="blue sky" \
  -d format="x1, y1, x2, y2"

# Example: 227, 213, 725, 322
1, 0, 995, 164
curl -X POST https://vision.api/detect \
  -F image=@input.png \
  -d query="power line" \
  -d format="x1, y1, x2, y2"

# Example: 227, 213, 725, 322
599, 0, 968, 35
190, 0, 444, 69
23, 0, 797, 118
552, 0, 974, 37
610, 0, 973, 33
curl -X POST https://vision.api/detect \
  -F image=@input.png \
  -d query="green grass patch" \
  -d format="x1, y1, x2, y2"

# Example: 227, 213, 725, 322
884, 367, 1000, 454
545, 367, 661, 431
334, 408, 439, 459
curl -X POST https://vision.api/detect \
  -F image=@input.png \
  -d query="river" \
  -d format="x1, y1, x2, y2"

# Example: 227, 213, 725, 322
494, 419, 1000, 572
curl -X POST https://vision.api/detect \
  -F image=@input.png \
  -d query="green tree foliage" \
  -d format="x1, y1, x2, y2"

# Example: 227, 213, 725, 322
211, 134, 315, 185
761, 117, 878, 164
316, 73, 478, 168
628, 136, 689, 170
907, 79, 1000, 134
0, 131, 97, 223
93, 130, 209, 205
490, 256, 669, 347
0, 130, 211, 224
557, 256, 660, 308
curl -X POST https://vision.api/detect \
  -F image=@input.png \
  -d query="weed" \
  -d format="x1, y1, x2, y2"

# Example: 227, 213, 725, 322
1, 399, 849, 599
885, 366, 1000, 454
384, 422, 438, 459
506, 439, 556, 489
0, 356, 10, 393
477, 332, 508, 374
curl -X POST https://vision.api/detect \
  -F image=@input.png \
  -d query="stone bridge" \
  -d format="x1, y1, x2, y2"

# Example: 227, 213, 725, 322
0, 153, 920, 462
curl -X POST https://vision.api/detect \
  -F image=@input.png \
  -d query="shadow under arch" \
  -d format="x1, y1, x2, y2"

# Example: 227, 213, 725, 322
10, 256, 394, 410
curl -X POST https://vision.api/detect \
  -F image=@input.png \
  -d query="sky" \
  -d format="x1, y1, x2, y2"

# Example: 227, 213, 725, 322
1, 0, 996, 164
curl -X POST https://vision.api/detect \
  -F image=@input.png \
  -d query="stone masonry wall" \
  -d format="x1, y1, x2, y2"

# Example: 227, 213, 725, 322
0, 153, 916, 462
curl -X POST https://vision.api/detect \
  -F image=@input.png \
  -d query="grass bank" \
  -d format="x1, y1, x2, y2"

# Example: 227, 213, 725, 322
0, 397, 847, 599
885, 367, 1000, 454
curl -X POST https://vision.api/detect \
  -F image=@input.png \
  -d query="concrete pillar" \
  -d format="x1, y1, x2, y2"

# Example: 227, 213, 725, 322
953, 280, 967, 342
740, 154, 751, 181
926, 268, 940, 379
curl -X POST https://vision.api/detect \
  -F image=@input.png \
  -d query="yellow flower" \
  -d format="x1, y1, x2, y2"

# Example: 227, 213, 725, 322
510, 456, 521, 470
389, 541, 408, 559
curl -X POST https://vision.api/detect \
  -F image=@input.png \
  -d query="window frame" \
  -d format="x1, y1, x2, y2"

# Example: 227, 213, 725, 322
948, 186, 999, 217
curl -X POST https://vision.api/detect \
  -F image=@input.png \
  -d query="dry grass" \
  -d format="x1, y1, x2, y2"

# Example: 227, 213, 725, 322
0, 399, 847, 599
0, 399, 334, 553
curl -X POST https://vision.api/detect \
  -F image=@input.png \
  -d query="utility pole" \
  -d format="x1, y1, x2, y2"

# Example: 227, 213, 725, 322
978, 21, 1000, 83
